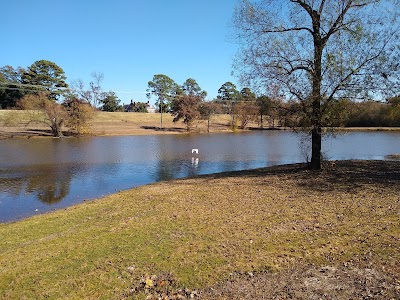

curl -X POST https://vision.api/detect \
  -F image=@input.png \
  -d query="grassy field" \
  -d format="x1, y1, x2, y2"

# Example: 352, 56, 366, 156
89, 111, 234, 135
2, 110, 399, 139
0, 160, 399, 299
0, 110, 235, 138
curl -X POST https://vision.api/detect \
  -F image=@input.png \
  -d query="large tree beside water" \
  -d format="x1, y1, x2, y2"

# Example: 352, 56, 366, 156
232, 0, 400, 169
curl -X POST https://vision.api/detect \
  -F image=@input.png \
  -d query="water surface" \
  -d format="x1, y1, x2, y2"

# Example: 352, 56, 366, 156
1, 131, 399, 222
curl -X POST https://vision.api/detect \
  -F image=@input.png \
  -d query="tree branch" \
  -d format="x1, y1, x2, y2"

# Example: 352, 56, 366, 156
325, 45, 387, 107
324, 1, 352, 42
324, 0, 380, 42
270, 55, 313, 76
260, 26, 312, 34
319, 0, 326, 15
290, 0, 313, 16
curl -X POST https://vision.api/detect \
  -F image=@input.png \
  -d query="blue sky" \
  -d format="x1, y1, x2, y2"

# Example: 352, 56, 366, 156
2, 0, 239, 104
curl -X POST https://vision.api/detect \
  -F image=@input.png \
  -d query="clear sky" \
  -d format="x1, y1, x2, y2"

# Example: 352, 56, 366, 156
2, 0, 239, 104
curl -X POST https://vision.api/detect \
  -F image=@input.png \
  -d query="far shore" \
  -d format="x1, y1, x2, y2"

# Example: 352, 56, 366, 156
1, 110, 400, 139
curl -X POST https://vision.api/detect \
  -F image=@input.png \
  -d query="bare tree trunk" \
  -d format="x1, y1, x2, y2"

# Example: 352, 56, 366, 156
51, 118, 63, 137
310, 126, 321, 169
160, 102, 163, 129
310, 10, 323, 170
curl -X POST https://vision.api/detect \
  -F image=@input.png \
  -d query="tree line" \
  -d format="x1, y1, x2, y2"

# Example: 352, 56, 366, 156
0, 61, 124, 111
0, 60, 128, 136
1, 60, 399, 138
147, 73, 400, 131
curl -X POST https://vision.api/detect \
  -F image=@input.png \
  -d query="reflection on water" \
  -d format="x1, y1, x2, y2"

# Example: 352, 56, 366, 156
1, 131, 399, 222
1, 165, 73, 204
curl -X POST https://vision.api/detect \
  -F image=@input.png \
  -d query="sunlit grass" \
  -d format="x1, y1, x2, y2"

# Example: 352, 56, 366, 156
0, 110, 44, 126
0, 161, 399, 299
90, 111, 233, 135
0, 110, 234, 136
2, 110, 399, 138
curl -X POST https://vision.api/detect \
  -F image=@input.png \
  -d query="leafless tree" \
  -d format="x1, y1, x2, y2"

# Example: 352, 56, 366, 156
233, 0, 399, 169
71, 72, 105, 108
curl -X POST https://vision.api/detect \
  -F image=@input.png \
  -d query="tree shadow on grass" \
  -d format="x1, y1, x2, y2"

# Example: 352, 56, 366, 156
298, 160, 400, 192
141, 126, 186, 133
0, 129, 76, 138
196, 160, 400, 193
0, 129, 52, 138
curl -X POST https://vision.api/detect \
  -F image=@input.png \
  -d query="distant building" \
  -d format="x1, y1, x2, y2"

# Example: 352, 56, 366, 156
124, 100, 135, 112
124, 100, 156, 113
147, 104, 156, 113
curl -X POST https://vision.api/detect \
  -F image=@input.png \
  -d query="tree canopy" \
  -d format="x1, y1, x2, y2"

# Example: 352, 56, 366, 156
240, 87, 256, 101
171, 78, 207, 130
22, 60, 69, 101
217, 82, 239, 102
100, 91, 122, 112
147, 74, 181, 128
182, 78, 207, 98
0, 66, 25, 108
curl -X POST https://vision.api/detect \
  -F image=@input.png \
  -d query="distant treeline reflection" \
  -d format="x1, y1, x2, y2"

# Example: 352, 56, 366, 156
0, 164, 77, 204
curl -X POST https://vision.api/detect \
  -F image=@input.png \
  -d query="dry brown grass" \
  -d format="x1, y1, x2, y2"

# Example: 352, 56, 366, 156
89, 112, 234, 135
0, 111, 236, 138
0, 160, 399, 299
1, 110, 399, 139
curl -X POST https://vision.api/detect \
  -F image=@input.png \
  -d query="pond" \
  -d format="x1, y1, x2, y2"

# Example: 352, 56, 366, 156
1, 131, 399, 222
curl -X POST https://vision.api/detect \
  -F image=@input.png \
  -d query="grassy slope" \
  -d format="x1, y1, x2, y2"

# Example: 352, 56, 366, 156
0, 161, 399, 299
0, 110, 234, 137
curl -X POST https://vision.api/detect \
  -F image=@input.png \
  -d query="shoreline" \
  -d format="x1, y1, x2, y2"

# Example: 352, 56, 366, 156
2, 158, 399, 224
1, 124, 400, 140
0, 160, 399, 298
1, 110, 400, 140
